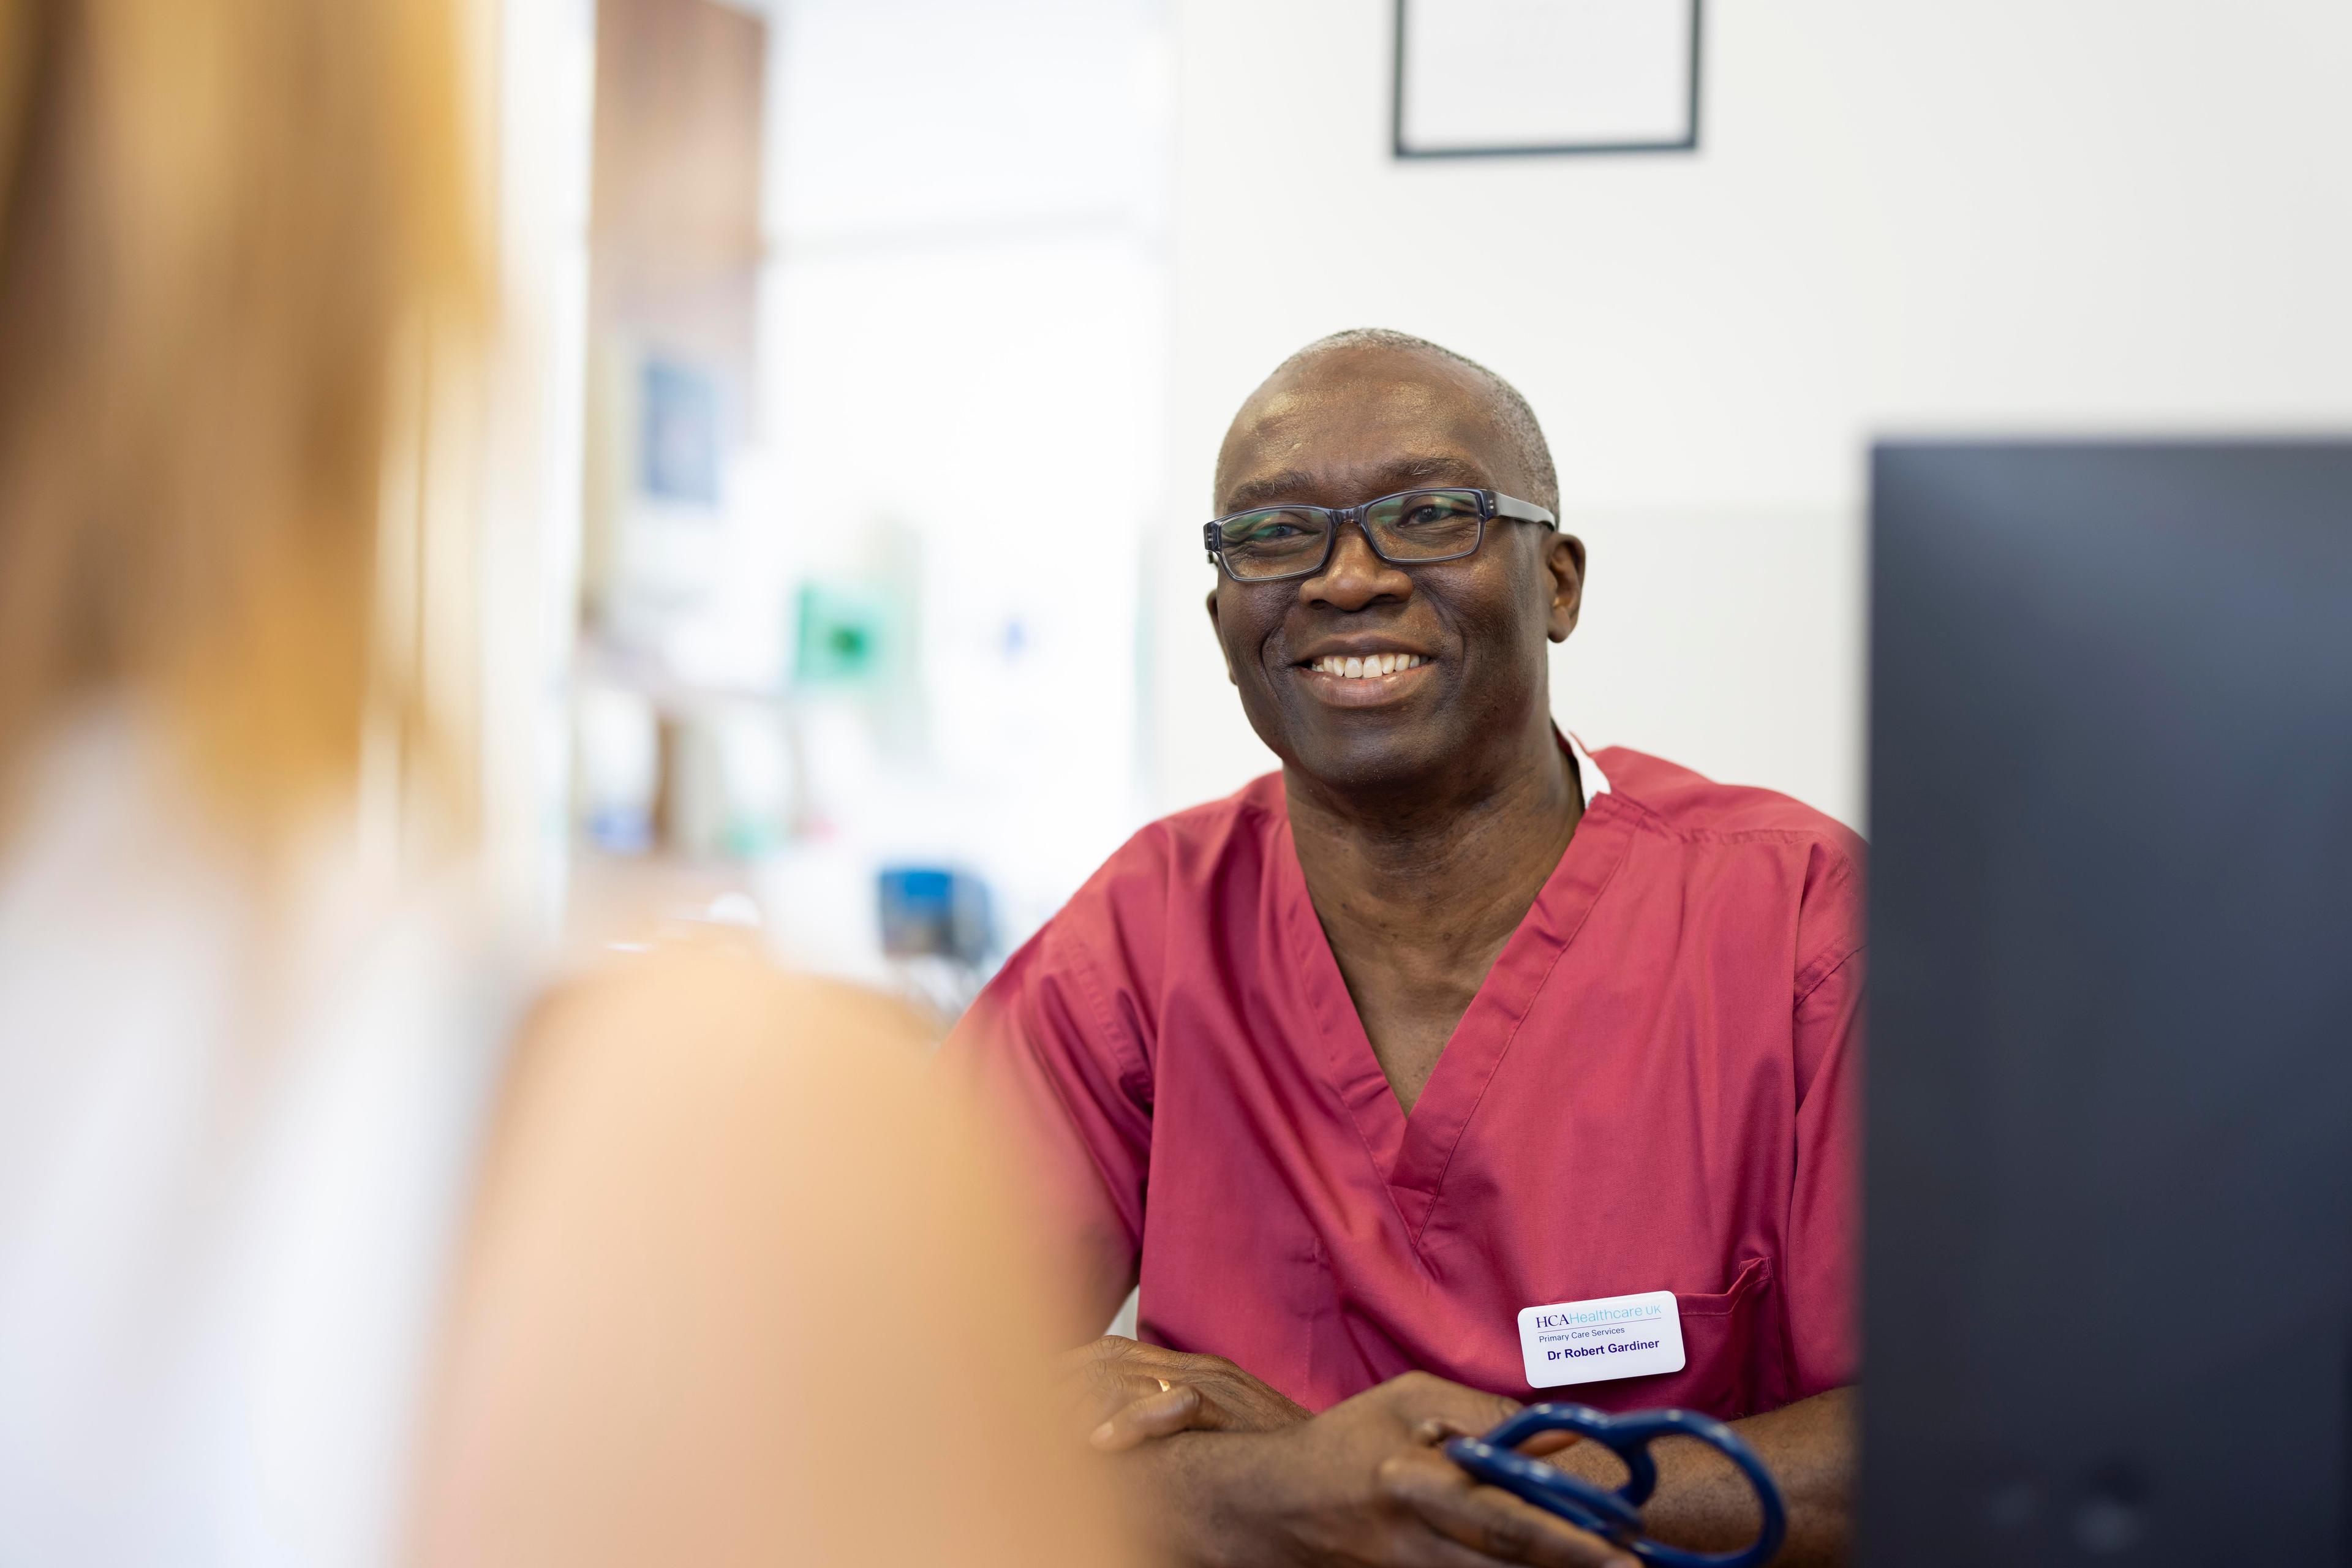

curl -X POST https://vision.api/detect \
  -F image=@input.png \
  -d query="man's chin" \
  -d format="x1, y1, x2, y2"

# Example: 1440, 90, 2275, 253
1276, 725, 1463, 802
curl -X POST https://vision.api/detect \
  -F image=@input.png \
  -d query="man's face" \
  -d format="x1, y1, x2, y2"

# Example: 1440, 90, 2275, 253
1207, 347, 1585, 795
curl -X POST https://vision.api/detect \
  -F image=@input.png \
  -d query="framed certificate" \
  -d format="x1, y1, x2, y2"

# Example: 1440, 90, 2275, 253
1393, 0, 1702, 159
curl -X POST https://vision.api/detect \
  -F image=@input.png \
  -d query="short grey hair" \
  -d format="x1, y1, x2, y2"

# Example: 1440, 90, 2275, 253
1273, 328, 1559, 515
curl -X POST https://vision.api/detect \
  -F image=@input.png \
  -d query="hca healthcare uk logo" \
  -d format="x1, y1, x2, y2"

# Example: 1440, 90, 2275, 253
1530, 1302, 1665, 1331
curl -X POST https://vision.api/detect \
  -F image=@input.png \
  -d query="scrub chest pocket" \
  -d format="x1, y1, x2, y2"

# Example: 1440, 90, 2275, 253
1597, 1257, 1776, 1420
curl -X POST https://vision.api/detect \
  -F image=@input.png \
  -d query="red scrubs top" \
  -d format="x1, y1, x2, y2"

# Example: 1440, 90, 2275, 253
943, 741, 1864, 1420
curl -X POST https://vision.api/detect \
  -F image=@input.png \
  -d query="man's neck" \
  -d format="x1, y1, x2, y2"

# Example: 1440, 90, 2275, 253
1284, 726, 1582, 926
1281, 725, 1584, 1111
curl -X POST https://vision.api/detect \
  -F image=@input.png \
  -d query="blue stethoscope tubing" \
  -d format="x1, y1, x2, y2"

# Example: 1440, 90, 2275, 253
1442, 1403, 1787, 1568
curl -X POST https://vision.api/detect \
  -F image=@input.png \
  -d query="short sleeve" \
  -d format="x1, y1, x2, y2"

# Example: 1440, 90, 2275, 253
938, 915, 1155, 1338
1784, 936, 1862, 1400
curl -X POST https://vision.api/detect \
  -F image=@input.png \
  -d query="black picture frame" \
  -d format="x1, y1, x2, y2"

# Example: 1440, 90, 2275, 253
1392, 0, 1703, 160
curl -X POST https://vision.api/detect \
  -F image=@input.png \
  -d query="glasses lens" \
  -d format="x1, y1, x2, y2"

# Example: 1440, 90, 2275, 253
1218, 508, 1330, 578
1365, 490, 1483, 559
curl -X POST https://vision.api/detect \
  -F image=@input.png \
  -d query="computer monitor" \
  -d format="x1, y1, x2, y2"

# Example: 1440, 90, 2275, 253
1863, 442, 2352, 1564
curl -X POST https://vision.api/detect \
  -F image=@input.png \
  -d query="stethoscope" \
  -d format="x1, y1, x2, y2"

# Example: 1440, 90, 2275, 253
1444, 1403, 1787, 1568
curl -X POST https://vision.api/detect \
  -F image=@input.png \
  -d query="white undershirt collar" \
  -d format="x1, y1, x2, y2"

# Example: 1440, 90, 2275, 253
1563, 729, 1611, 808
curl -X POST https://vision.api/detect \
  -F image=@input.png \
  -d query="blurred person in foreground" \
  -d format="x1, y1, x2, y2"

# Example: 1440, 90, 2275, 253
0, 2, 1127, 1565
947, 330, 1863, 1566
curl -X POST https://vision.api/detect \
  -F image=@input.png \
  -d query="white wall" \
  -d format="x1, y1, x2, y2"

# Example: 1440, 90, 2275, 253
1150, 1, 2352, 831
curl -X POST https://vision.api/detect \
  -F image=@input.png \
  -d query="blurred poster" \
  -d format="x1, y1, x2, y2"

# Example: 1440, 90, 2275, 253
1395, 0, 1699, 157
640, 357, 721, 507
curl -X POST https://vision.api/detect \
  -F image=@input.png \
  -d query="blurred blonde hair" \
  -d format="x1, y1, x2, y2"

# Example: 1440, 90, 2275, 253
0, 0, 480, 833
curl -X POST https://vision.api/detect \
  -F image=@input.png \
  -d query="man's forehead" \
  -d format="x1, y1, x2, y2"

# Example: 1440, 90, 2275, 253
1218, 352, 1513, 505
1241, 348, 1489, 432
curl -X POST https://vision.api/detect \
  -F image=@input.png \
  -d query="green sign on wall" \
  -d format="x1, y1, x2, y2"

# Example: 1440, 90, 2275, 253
793, 579, 902, 690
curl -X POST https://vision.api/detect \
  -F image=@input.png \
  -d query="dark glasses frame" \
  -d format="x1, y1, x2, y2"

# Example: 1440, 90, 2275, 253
1202, 488, 1558, 584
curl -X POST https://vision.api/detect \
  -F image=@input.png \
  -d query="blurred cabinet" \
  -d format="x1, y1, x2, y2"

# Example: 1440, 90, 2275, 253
582, 0, 767, 647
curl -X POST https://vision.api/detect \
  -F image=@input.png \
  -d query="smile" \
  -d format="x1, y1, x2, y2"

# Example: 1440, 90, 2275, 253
1305, 653, 1427, 679
1294, 651, 1434, 707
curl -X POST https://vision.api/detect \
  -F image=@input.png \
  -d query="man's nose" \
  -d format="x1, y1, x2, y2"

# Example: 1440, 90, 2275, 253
1302, 521, 1411, 612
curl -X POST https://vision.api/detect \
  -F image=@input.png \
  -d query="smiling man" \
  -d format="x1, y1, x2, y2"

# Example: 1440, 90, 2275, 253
943, 330, 1863, 1566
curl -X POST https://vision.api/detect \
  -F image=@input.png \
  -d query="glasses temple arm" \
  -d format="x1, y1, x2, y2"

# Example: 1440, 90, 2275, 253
1491, 493, 1558, 530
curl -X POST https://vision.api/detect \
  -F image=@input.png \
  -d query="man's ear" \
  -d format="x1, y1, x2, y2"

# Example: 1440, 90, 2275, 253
1545, 532, 1586, 643
1205, 588, 1238, 685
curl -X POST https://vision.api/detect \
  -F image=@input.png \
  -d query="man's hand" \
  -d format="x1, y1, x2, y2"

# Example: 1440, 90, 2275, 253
1142, 1371, 1635, 1567
1061, 1335, 1311, 1452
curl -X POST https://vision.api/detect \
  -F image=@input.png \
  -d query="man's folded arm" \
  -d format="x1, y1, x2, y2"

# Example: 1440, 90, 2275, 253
1526, 1384, 1853, 1566
1102, 1374, 1639, 1568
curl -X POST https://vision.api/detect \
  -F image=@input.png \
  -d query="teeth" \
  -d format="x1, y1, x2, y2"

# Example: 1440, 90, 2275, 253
1310, 654, 1425, 677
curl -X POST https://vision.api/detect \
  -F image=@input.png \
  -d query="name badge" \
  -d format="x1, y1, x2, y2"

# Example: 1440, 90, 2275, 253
1517, 1289, 1686, 1389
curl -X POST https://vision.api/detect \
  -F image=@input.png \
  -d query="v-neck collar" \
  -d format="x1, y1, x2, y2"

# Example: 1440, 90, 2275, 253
1272, 740, 1636, 1243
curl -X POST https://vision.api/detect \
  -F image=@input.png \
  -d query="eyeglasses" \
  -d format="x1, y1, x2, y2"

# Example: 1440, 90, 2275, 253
1203, 488, 1557, 583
